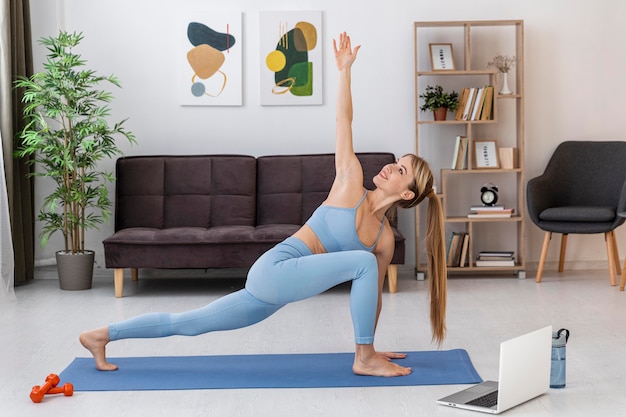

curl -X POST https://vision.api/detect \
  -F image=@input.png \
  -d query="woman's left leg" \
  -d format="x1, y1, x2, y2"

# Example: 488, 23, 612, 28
246, 238, 379, 344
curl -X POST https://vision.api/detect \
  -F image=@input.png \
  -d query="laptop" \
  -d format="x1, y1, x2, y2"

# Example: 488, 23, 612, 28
437, 326, 552, 414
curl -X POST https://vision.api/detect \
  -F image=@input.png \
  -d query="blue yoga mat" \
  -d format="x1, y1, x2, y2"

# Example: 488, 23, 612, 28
59, 349, 481, 391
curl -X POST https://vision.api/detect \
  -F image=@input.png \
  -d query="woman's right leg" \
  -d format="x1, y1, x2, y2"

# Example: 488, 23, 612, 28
108, 289, 283, 340
80, 289, 283, 370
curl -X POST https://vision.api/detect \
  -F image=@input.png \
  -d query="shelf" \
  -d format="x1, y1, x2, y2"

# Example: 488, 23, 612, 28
414, 20, 525, 276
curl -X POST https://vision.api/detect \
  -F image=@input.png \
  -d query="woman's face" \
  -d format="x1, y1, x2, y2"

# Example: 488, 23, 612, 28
373, 155, 416, 201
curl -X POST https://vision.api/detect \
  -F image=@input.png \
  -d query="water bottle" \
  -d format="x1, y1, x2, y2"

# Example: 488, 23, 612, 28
550, 328, 569, 388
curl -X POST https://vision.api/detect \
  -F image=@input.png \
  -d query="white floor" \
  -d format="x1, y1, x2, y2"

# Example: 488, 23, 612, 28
2, 267, 626, 417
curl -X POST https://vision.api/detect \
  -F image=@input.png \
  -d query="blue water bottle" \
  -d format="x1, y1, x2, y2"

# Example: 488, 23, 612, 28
550, 328, 570, 388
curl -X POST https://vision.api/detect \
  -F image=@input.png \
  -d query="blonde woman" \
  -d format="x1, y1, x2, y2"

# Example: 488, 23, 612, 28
80, 32, 447, 377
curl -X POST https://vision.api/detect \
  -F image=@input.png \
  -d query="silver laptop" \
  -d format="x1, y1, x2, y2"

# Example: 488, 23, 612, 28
437, 326, 552, 414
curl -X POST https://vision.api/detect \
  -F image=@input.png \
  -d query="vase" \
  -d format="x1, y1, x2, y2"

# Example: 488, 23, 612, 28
56, 250, 95, 290
500, 72, 513, 95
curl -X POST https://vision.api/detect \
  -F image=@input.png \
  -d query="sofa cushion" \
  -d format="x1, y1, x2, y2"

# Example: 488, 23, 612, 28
115, 155, 257, 231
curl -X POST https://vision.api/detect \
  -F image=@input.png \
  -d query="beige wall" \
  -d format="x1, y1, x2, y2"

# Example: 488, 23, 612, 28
28, 0, 626, 275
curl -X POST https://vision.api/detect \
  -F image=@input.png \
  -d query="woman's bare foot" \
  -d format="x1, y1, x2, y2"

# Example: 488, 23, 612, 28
79, 327, 118, 371
377, 351, 408, 361
353, 345, 411, 377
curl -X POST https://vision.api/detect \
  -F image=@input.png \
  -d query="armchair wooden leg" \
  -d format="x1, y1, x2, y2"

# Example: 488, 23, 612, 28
558, 234, 568, 273
114, 268, 124, 298
610, 230, 621, 275
387, 265, 398, 293
131, 268, 139, 281
536, 232, 551, 283
606, 231, 617, 286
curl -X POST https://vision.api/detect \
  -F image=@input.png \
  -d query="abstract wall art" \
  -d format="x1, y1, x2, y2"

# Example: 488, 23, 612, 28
259, 11, 323, 106
178, 11, 242, 106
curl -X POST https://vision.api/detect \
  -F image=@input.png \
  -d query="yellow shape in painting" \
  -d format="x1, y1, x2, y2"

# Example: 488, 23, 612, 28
294, 21, 317, 51
266, 50, 286, 72
187, 44, 225, 79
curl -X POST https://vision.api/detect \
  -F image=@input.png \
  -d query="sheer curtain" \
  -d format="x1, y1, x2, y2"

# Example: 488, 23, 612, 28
0, 128, 15, 302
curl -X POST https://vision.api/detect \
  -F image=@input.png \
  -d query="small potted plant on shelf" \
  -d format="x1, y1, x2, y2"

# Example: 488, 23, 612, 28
419, 84, 459, 121
14, 31, 136, 290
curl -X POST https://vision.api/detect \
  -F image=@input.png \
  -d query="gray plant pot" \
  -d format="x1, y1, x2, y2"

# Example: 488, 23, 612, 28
55, 250, 95, 291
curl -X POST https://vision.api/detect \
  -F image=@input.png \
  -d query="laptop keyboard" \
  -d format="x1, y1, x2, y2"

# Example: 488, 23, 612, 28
467, 390, 499, 408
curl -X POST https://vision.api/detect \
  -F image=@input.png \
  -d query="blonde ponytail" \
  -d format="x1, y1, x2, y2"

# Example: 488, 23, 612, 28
399, 154, 447, 345
425, 190, 447, 345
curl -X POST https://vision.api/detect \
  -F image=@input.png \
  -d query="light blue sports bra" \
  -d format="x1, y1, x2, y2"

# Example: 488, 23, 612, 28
305, 190, 385, 253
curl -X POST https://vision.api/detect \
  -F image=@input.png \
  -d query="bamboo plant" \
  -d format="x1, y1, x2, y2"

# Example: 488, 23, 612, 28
14, 31, 136, 254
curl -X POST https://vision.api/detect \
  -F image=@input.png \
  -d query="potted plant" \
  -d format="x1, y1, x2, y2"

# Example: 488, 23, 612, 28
14, 31, 136, 290
419, 84, 459, 121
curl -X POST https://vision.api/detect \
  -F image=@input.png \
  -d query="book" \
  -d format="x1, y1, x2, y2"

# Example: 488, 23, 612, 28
459, 233, 470, 267
447, 232, 461, 267
451, 136, 461, 169
469, 204, 506, 211
470, 87, 485, 121
477, 255, 514, 261
461, 88, 476, 121
456, 136, 468, 169
475, 259, 515, 267
472, 208, 514, 215
452, 232, 466, 266
468, 208, 514, 218
478, 250, 515, 257
455, 88, 470, 120
480, 86, 495, 120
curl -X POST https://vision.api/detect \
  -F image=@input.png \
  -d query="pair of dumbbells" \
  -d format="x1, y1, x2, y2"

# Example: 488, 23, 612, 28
30, 373, 73, 403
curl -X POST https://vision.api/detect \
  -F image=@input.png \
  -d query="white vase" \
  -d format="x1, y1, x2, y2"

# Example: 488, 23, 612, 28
500, 72, 513, 95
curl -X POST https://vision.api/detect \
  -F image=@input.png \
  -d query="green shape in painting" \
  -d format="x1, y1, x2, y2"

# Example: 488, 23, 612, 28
289, 62, 313, 96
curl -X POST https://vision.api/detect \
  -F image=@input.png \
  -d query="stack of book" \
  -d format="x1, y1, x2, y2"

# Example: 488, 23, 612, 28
475, 251, 515, 266
446, 232, 470, 267
468, 205, 514, 218
455, 86, 495, 121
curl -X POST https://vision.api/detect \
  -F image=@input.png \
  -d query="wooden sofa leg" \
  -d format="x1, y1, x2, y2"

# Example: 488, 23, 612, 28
558, 234, 568, 273
387, 265, 398, 293
606, 231, 617, 286
114, 268, 124, 298
536, 232, 551, 283
131, 268, 139, 281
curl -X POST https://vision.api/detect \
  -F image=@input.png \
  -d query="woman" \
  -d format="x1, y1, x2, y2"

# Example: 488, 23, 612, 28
80, 32, 447, 377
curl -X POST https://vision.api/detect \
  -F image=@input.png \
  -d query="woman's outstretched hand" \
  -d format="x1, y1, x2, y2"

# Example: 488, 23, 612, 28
333, 32, 361, 71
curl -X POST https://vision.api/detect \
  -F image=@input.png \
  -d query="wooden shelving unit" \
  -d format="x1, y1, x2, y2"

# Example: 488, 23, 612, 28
414, 20, 525, 278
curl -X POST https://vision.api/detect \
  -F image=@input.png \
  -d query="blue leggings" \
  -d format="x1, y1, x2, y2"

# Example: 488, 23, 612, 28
109, 238, 379, 344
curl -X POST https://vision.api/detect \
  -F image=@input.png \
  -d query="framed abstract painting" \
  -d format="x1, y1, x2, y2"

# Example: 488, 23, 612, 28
178, 11, 242, 106
259, 11, 323, 106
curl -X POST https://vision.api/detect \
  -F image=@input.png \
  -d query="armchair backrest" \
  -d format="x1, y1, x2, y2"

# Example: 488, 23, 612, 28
542, 141, 626, 207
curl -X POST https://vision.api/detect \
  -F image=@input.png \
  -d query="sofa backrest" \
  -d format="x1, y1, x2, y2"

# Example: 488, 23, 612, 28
256, 152, 396, 226
114, 155, 257, 231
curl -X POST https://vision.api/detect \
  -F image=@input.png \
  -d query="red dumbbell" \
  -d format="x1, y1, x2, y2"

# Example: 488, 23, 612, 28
30, 373, 60, 403
46, 383, 74, 397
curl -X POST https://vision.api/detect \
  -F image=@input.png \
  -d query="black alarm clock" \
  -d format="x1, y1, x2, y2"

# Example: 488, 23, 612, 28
480, 183, 498, 206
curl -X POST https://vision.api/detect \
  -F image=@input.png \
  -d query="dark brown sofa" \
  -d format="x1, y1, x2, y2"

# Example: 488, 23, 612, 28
103, 153, 406, 297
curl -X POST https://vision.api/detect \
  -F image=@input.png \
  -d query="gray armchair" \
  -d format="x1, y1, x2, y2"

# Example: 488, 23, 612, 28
526, 141, 626, 287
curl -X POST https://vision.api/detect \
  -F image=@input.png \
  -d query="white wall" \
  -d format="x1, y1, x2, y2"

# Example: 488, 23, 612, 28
28, 0, 626, 274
